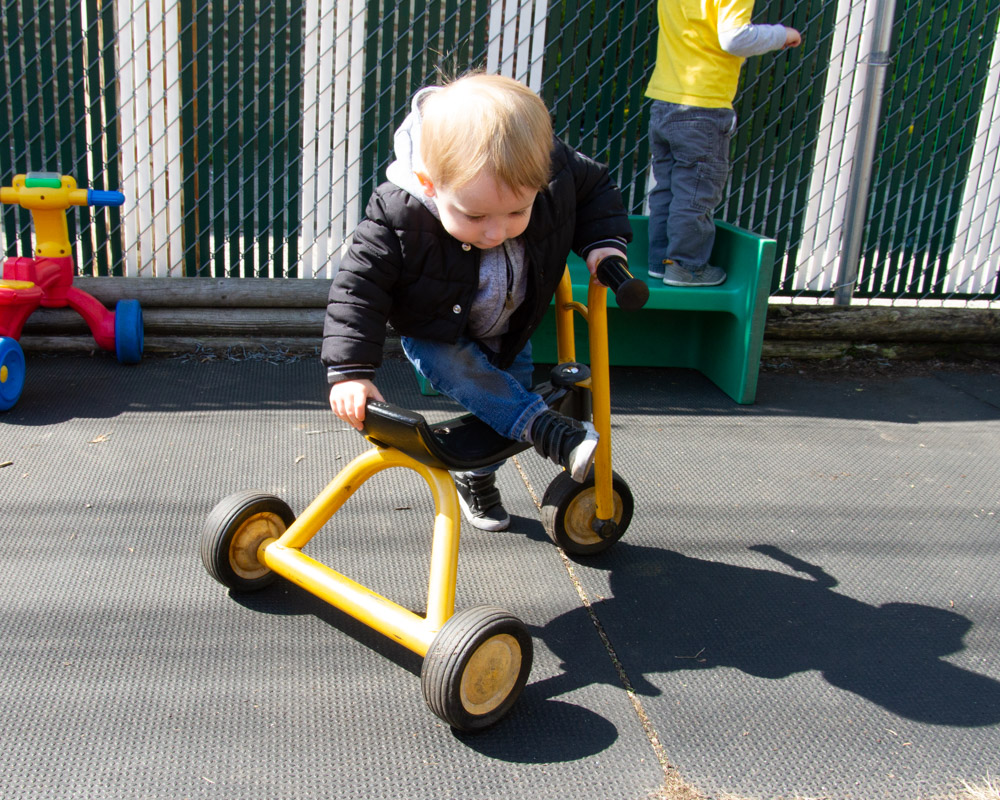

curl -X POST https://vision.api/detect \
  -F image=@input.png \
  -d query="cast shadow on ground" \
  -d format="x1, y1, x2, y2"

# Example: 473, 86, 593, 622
531, 543, 1000, 728
11, 356, 998, 429
216, 534, 1000, 763
9, 355, 330, 425
230, 580, 621, 762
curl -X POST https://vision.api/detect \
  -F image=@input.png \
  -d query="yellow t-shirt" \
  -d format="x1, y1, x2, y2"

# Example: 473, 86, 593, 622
645, 0, 755, 108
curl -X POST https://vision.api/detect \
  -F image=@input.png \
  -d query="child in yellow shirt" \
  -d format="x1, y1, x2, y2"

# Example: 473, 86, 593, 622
645, 0, 801, 286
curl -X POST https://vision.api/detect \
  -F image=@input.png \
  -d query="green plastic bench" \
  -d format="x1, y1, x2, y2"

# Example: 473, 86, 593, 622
530, 215, 777, 404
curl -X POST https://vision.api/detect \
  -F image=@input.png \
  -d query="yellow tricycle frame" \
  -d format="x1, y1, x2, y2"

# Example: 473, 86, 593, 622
549, 270, 618, 523
202, 263, 642, 730
260, 447, 459, 657
259, 271, 617, 649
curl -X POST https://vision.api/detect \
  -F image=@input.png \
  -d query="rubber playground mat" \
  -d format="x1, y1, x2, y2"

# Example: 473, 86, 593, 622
2, 352, 998, 800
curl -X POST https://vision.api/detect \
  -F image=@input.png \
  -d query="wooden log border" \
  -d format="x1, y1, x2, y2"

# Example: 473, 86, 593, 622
15, 278, 1000, 361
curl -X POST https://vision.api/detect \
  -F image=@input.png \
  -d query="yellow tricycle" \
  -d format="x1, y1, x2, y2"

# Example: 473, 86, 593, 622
200, 256, 648, 731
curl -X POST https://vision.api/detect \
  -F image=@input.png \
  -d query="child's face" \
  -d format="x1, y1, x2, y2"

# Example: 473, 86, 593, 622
419, 171, 537, 250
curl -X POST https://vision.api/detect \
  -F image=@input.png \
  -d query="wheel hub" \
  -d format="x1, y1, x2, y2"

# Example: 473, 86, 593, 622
460, 633, 522, 715
565, 490, 623, 547
229, 512, 284, 580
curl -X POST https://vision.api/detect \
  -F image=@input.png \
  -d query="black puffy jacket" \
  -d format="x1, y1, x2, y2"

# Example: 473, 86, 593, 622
321, 138, 632, 379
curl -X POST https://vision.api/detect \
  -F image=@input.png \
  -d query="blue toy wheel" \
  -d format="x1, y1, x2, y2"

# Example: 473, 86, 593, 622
0, 337, 27, 411
114, 299, 144, 364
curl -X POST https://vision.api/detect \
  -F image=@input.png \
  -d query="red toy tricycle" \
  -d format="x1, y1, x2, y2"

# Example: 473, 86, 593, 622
0, 172, 143, 411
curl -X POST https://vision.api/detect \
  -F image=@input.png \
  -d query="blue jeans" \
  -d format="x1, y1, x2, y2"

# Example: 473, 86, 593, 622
648, 101, 736, 271
401, 336, 547, 473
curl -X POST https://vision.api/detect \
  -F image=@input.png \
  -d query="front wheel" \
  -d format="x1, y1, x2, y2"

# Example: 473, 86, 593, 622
421, 606, 532, 732
0, 337, 26, 411
200, 491, 296, 591
541, 470, 634, 555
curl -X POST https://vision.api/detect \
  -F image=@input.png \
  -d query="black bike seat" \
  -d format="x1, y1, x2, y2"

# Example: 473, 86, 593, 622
358, 365, 592, 471
361, 401, 531, 471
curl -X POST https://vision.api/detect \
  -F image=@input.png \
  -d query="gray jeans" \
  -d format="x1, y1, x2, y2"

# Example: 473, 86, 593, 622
648, 101, 736, 271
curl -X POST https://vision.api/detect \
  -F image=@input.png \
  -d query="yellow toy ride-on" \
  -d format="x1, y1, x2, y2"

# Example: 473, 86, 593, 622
200, 256, 648, 731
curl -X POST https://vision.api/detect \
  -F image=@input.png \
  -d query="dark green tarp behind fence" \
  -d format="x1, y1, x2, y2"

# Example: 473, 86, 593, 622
2, 0, 998, 302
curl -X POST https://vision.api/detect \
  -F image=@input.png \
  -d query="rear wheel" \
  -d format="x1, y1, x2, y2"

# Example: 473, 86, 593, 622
0, 337, 26, 411
114, 299, 144, 364
200, 491, 295, 591
422, 606, 532, 732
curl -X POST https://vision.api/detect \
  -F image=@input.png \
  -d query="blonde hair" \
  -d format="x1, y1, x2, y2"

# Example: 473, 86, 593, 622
420, 74, 553, 192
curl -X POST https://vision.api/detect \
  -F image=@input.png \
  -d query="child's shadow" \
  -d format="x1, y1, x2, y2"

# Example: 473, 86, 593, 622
533, 543, 1000, 727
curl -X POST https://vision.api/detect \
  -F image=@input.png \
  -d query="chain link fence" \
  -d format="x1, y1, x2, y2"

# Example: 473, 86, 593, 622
2, 0, 999, 307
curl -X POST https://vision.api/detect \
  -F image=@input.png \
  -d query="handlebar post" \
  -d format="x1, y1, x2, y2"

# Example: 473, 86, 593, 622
552, 268, 577, 364
0, 173, 124, 259
586, 277, 616, 521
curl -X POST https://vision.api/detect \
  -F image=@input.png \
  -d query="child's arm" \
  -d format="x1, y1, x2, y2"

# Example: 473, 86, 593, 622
322, 191, 405, 427
329, 379, 385, 430
718, 22, 801, 57
556, 141, 632, 264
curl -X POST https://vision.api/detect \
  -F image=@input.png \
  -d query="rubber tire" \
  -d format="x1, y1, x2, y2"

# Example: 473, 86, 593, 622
114, 299, 144, 364
422, 606, 533, 732
541, 469, 634, 555
0, 337, 26, 411
200, 491, 295, 591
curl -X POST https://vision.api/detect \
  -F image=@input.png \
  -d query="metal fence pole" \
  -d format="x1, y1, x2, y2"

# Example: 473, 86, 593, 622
835, 0, 898, 306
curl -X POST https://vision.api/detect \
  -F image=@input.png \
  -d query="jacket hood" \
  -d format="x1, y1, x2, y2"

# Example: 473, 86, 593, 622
386, 87, 439, 211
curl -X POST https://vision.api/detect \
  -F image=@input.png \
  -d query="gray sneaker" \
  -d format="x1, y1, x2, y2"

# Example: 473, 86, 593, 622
648, 258, 672, 279
663, 261, 726, 287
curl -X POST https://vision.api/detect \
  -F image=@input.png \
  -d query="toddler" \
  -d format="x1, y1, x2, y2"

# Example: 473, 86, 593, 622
323, 74, 632, 531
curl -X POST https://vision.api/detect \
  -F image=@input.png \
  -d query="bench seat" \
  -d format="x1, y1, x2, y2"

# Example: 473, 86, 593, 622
530, 215, 776, 404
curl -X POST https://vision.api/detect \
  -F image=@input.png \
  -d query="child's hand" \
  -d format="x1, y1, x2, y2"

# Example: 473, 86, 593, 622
784, 28, 802, 48
586, 247, 628, 285
329, 379, 385, 430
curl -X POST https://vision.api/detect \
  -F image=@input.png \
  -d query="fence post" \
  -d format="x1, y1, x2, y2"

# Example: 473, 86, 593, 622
834, 0, 897, 306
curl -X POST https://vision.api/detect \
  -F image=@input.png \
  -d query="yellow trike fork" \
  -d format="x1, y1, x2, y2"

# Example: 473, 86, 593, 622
550, 268, 617, 524
258, 447, 460, 658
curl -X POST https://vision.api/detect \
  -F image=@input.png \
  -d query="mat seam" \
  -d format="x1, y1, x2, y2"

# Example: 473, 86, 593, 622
511, 455, 705, 800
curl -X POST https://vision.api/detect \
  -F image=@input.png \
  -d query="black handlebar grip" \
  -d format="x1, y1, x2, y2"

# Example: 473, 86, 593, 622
595, 255, 650, 311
